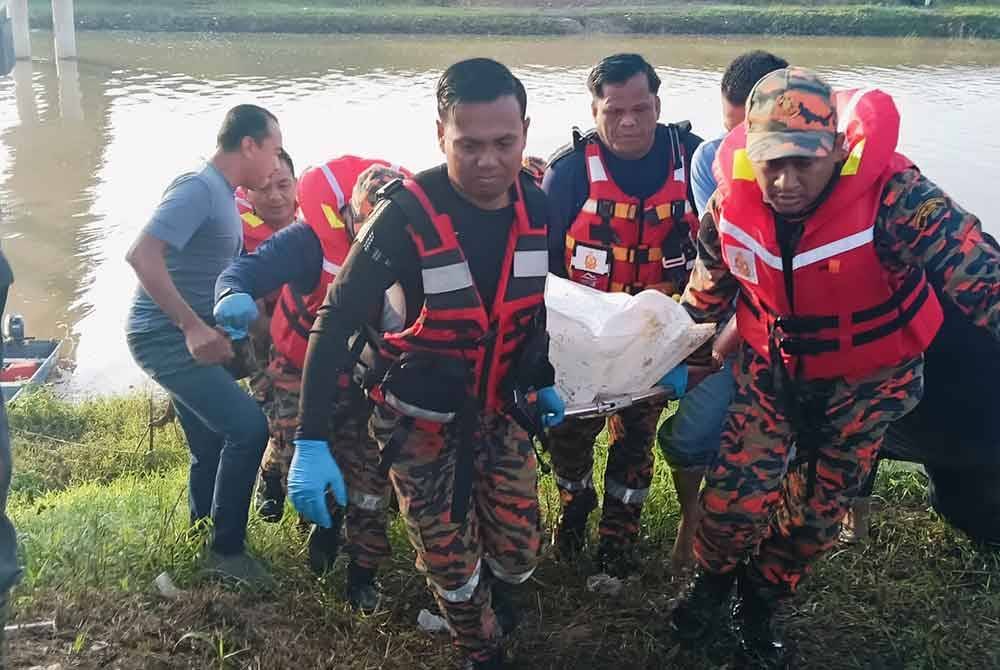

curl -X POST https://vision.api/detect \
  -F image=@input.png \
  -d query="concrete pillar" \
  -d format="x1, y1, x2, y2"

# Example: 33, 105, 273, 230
9, 0, 30, 60
12, 60, 36, 123
51, 0, 77, 60
56, 58, 82, 120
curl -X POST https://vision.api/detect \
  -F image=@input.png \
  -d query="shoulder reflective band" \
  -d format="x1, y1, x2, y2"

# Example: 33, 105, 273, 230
421, 262, 475, 295
513, 250, 548, 278
720, 218, 874, 272
587, 154, 609, 183
320, 163, 347, 211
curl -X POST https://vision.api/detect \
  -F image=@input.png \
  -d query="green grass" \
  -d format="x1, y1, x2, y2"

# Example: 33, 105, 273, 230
5, 390, 1000, 668
23, 0, 1000, 38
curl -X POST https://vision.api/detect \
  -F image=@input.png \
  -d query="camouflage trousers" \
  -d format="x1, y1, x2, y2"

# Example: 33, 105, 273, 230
695, 345, 923, 592
369, 405, 540, 662
252, 354, 391, 570
547, 400, 666, 548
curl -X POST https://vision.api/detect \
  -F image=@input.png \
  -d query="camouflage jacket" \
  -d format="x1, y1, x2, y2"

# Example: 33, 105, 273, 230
682, 167, 1000, 343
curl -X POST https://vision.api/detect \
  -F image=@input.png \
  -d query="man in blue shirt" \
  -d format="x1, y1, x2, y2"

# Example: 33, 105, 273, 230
125, 104, 283, 586
689, 51, 789, 217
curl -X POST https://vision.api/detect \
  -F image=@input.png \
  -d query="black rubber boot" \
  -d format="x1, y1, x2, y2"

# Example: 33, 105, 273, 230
461, 648, 504, 670
346, 562, 380, 613
733, 570, 788, 669
671, 568, 737, 642
491, 581, 519, 637
595, 538, 641, 578
256, 471, 285, 523
555, 488, 597, 559
307, 520, 342, 576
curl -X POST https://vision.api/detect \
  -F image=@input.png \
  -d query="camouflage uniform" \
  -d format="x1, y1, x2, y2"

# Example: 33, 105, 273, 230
684, 165, 1000, 593
254, 351, 391, 570
547, 401, 666, 550
369, 405, 540, 663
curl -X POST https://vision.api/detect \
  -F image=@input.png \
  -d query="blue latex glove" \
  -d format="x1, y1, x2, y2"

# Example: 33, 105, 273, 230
212, 292, 258, 340
288, 439, 347, 528
657, 363, 688, 398
536, 386, 565, 429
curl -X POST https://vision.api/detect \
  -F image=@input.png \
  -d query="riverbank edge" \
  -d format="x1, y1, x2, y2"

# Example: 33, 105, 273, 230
25, 4, 1000, 39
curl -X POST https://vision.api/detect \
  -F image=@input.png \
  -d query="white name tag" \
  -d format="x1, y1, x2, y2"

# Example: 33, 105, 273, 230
725, 244, 758, 285
571, 245, 610, 276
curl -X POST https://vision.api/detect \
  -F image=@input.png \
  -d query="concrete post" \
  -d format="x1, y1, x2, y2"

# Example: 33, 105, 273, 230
9, 0, 30, 60
51, 0, 76, 60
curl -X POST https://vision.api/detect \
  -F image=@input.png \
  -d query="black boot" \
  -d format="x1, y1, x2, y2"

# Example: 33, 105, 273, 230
307, 519, 342, 575
346, 562, 380, 613
732, 570, 788, 669
256, 471, 285, 523
595, 537, 641, 578
461, 648, 504, 670
555, 488, 597, 559
671, 568, 737, 642
491, 581, 519, 637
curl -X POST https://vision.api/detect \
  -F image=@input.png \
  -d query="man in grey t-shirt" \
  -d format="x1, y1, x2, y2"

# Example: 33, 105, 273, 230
125, 104, 282, 586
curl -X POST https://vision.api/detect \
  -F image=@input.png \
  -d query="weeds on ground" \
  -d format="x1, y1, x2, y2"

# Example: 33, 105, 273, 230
6, 391, 1000, 668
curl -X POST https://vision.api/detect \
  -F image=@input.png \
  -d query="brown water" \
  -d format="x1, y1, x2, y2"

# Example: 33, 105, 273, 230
2, 31, 999, 395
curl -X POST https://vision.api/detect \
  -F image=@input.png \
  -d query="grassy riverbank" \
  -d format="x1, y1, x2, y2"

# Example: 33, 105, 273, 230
23, 0, 1000, 38
5, 389, 1000, 668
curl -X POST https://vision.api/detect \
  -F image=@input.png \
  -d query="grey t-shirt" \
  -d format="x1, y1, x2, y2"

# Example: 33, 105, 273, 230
126, 162, 242, 335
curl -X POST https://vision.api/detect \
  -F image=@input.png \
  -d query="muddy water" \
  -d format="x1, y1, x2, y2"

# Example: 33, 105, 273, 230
2, 32, 998, 395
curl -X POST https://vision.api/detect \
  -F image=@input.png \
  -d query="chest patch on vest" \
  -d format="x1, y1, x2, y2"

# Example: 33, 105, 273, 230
725, 245, 758, 285
571, 244, 610, 276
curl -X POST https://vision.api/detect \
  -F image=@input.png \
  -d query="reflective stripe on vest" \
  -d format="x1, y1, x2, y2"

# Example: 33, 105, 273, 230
322, 258, 342, 276
512, 250, 548, 278
421, 262, 475, 295
720, 218, 875, 272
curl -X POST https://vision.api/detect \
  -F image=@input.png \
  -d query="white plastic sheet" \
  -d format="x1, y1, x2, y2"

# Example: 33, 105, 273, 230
545, 274, 715, 410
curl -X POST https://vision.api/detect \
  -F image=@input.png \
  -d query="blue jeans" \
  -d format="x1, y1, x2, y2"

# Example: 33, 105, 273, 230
128, 330, 268, 555
658, 359, 736, 470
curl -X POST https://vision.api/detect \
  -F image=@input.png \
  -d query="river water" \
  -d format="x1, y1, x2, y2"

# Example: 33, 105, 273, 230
1, 31, 998, 396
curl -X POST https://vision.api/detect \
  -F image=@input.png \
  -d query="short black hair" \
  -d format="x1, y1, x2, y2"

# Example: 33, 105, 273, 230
436, 58, 527, 120
721, 50, 789, 106
278, 148, 294, 177
587, 53, 661, 98
217, 104, 278, 152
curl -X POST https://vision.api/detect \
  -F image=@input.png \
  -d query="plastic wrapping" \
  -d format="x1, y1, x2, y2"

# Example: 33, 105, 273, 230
545, 274, 715, 410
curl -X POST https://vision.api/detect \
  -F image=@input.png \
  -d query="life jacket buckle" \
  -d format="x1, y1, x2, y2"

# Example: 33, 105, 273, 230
596, 199, 616, 219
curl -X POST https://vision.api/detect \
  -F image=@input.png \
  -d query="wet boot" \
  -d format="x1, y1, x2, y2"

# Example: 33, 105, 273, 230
307, 521, 342, 576
346, 562, 380, 613
595, 537, 641, 579
671, 568, 737, 642
256, 471, 285, 523
732, 570, 788, 669
491, 581, 519, 637
555, 488, 597, 559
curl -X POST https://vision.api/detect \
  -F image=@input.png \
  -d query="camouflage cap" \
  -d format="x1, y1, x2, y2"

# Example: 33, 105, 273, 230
745, 66, 838, 163
350, 164, 408, 222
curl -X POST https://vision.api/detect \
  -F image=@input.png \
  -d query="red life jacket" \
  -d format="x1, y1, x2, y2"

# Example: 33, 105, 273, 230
235, 188, 273, 253
374, 172, 549, 413
714, 88, 943, 381
269, 156, 399, 371
564, 125, 699, 295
